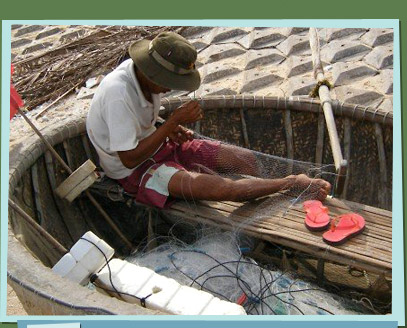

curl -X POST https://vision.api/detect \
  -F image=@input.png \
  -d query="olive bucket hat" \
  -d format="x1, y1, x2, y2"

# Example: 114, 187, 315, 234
129, 32, 201, 92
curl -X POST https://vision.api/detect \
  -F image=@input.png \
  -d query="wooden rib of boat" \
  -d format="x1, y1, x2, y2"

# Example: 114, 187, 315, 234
8, 95, 392, 315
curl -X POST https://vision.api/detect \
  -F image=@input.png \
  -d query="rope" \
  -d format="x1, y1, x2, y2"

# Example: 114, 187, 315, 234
382, 111, 390, 125
81, 237, 152, 308
309, 79, 333, 98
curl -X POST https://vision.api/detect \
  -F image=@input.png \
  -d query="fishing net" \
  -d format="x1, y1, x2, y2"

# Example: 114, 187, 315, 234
119, 136, 377, 315
127, 230, 370, 315
162, 132, 337, 210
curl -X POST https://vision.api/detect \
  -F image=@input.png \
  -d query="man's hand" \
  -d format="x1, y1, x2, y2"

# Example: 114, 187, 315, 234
292, 174, 332, 201
169, 125, 194, 144
169, 100, 203, 125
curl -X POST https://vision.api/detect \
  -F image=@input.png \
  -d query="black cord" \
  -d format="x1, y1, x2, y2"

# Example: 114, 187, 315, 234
170, 251, 259, 299
169, 250, 293, 315
80, 237, 152, 307
93, 283, 152, 308
165, 248, 348, 315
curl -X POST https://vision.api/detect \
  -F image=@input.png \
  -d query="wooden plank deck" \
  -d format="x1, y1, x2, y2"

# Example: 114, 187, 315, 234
166, 195, 392, 276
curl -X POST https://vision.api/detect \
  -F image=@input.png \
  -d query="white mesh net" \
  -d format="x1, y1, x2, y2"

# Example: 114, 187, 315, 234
166, 134, 337, 207
120, 138, 379, 315
127, 231, 369, 315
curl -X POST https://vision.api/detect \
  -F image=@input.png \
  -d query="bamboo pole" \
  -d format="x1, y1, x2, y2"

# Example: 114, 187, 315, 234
374, 123, 388, 209
284, 109, 294, 160
239, 107, 250, 148
341, 118, 352, 199
35, 82, 81, 120
62, 140, 75, 168
81, 134, 96, 163
8, 198, 67, 256
317, 259, 325, 281
309, 28, 342, 167
335, 160, 348, 196
318, 86, 344, 169
315, 112, 325, 164
308, 28, 347, 195
18, 109, 72, 173
16, 108, 133, 250
30, 163, 44, 224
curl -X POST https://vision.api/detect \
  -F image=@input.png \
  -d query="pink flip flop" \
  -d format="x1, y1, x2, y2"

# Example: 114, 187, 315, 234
322, 213, 365, 246
303, 200, 330, 232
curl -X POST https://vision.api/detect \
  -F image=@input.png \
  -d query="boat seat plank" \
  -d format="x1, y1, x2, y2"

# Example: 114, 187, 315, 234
169, 202, 391, 263
193, 201, 393, 251
201, 200, 393, 237
89, 177, 391, 275
222, 198, 392, 228
166, 195, 392, 276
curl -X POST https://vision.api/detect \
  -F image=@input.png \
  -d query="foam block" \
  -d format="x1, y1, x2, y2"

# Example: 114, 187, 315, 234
66, 261, 91, 285
137, 274, 181, 311
96, 258, 246, 314
52, 253, 76, 277
165, 286, 214, 315
52, 231, 114, 286
97, 259, 155, 303
200, 297, 247, 315
70, 231, 101, 261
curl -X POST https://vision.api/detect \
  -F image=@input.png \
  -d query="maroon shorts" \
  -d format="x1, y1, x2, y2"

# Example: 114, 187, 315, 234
117, 139, 221, 208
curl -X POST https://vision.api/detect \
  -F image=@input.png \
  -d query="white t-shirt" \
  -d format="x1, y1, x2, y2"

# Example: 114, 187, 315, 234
86, 59, 161, 179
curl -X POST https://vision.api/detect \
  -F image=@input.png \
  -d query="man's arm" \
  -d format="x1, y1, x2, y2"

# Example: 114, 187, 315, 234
118, 101, 202, 169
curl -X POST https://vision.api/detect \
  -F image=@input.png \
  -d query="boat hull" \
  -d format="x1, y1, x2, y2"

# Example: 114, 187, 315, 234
8, 96, 392, 315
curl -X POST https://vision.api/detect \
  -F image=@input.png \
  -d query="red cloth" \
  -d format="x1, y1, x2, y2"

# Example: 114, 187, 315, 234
10, 65, 23, 120
118, 139, 221, 208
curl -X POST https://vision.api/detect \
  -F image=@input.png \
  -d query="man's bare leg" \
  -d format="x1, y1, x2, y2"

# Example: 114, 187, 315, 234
168, 170, 329, 202
215, 144, 259, 176
214, 144, 325, 188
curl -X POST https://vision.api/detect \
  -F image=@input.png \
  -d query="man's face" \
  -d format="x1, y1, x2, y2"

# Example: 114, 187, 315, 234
134, 64, 171, 95
144, 76, 171, 94
149, 82, 171, 95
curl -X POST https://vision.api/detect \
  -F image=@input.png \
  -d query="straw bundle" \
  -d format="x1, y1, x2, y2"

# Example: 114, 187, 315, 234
12, 25, 183, 110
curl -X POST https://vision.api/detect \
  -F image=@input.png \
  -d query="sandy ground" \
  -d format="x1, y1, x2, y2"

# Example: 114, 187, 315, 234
6, 283, 27, 316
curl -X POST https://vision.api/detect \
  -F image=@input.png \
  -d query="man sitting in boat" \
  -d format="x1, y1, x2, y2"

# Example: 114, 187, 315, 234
86, 32, 331, 208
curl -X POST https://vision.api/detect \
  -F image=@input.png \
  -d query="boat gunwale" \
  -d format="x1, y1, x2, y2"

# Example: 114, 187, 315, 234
7, 95, 393, 315
160, 95, 393, 127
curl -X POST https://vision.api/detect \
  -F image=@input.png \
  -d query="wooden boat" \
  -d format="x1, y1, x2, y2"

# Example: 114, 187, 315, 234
8, 95, 392, 315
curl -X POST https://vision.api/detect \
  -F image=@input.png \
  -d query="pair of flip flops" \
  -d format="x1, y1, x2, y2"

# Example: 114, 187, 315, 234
303, 200, 365, 246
